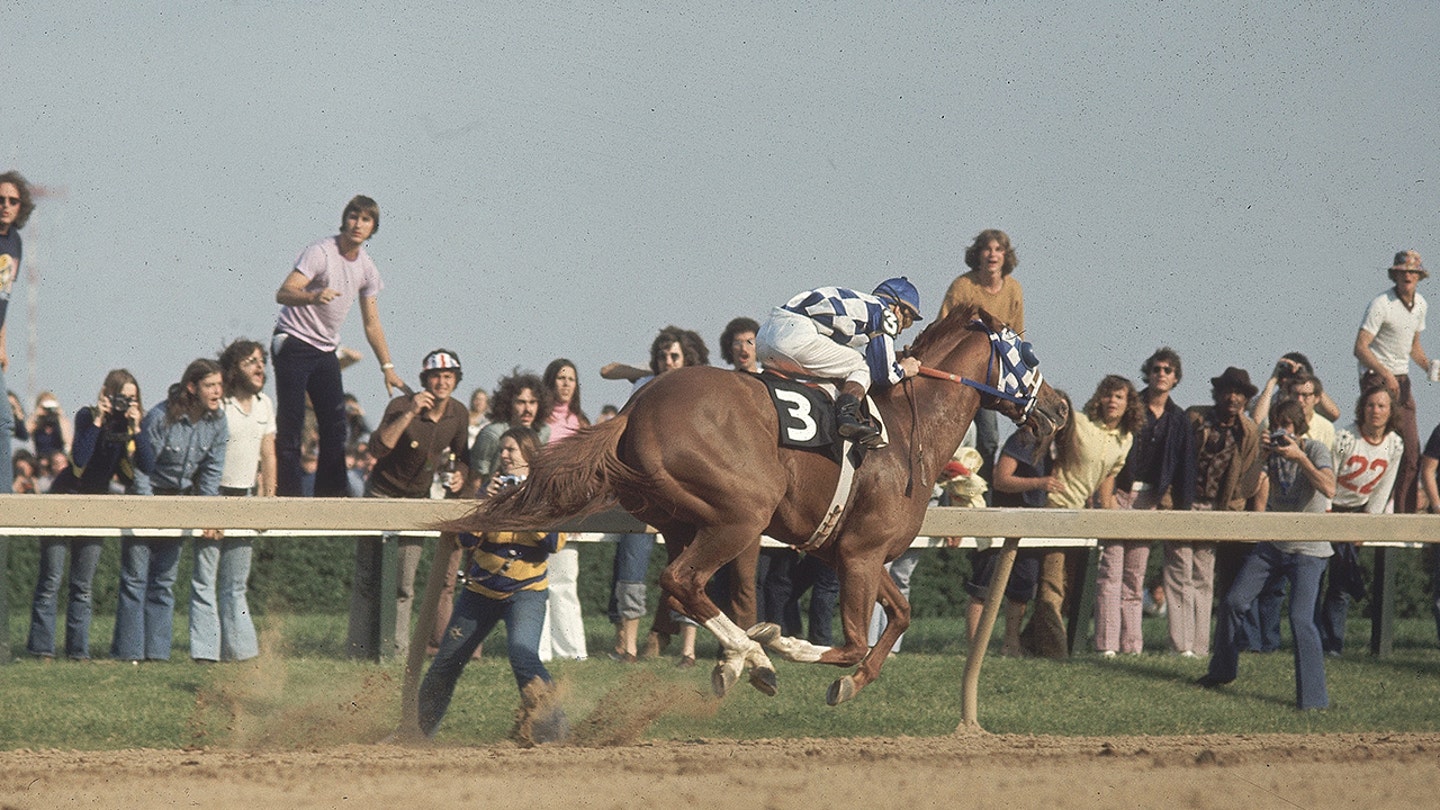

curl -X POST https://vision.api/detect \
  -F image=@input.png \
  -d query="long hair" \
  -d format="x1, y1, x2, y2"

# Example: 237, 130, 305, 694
1083, 374, 1144, 436
543, 358, 590, 426
101, 368, 142, 408
165, 358, 223, 423
499, 426, 542, 471
1354, 384, 1400, 437
649, 325, 708, 373
218, 339, 266, 397
488, 369, 553, 427
963, 228, 1018, 276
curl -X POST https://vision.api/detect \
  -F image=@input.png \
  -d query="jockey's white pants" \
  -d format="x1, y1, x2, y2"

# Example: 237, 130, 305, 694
757, 307, 870, 390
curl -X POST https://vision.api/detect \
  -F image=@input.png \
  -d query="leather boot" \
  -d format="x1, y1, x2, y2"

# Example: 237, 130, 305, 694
834, 393, 880, 446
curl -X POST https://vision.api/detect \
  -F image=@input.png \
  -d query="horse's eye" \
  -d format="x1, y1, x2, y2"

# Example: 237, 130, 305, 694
1020, 342, 1039, 368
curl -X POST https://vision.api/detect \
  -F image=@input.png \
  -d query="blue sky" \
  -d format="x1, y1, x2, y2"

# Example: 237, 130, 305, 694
5, 1, 1437, 435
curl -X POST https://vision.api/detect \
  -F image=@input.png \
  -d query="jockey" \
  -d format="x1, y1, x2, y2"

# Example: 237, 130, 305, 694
757, 277, 924, 447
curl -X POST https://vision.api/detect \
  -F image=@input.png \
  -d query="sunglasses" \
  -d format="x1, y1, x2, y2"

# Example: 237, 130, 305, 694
1149, 365, 1175, 375
0, 196, 21, 207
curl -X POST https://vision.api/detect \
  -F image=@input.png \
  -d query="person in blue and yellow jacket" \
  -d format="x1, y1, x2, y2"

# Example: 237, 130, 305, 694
417, 426, 568, 745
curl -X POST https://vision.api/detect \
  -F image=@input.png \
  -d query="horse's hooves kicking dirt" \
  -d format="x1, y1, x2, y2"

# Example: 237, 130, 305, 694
749, 667, 778, 697
712, 662, 740, 698
826, 675, 858, 706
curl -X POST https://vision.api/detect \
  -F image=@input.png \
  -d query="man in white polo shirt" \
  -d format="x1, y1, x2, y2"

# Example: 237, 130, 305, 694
1354, 249, 1433, 513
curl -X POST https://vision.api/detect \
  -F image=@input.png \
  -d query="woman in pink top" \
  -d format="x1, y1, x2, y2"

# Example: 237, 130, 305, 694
541, 358, 591, 660
543, 358, 591, 442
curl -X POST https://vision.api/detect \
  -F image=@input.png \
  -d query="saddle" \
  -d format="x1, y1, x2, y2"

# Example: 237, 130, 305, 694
757, 371, 882, 551
757, 372, 886, 463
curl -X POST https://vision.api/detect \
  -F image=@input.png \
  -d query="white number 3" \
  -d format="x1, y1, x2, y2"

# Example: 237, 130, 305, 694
775, 390, 818, 442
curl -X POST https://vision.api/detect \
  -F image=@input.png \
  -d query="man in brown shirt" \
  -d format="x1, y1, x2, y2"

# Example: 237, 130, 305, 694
347, 349, 470, 659
1163, 367, 1260, 659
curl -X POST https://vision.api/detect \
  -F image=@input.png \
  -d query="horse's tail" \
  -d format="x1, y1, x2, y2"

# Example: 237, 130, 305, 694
443, 415, 633, 534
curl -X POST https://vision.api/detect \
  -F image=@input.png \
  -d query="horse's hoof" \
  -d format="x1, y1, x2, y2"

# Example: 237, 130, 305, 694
712, 662, 739, 698
748, 667, 778, 697
746, 622, 781, 645
826, 675, 858, 706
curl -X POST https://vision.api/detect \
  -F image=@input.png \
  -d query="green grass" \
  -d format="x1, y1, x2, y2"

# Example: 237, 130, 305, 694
3, 612, 1439, 750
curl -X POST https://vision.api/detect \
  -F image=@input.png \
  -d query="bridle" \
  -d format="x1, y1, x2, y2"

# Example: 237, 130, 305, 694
898, 318, 1044, 498
916, 319, 1044, 424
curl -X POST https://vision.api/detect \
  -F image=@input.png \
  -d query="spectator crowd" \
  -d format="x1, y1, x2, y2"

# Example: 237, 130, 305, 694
4, 178, 1440, 732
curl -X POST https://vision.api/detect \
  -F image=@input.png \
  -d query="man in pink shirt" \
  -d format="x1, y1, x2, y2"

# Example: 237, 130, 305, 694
272, 195, 405, 496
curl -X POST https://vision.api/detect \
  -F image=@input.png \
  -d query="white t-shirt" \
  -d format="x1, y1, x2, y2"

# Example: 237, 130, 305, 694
1331, 424, 1404, 512
220, 391, 276, 490
1358, 288, 1427, 376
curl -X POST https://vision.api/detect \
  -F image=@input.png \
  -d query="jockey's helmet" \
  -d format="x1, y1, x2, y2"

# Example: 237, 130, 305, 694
873, 277, 924, 321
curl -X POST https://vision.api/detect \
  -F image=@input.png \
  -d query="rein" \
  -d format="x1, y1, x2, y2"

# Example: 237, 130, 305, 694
915, 319, 1043, 424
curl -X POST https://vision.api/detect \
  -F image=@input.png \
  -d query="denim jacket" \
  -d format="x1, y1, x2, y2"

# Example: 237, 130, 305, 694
137, 403, 228, 496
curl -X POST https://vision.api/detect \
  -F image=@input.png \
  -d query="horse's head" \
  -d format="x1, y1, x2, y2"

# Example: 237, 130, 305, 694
907, 304, 1068, 443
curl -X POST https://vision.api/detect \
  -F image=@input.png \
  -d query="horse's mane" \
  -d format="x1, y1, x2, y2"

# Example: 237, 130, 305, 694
907, 304, 997, 363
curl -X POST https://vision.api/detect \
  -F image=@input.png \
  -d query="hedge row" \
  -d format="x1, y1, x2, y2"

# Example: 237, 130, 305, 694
3, 536, 1435, 622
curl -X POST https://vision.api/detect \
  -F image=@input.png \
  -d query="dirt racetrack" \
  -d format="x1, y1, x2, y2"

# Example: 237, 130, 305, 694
3, 731, 1437, 809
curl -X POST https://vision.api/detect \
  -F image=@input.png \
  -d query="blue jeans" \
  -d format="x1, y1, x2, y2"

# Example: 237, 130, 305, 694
273, 334, 348, 497
27, 537, 104, 659
0, 362, 12, 493
607, 533, 655, 623
1207, 544, 1329, 710
189, 537, 258, 661
771, 547, 840, 642
1236, 577, 1284, 652
418, 587, 551, 736
111, 537, 183, 660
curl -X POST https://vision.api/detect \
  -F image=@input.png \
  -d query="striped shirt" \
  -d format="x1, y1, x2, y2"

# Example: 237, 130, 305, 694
782, 287, 906, 386
461, 530, 565, 600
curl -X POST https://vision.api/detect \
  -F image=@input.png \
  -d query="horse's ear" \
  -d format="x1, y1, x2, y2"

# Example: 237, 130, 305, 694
973, 306, 998, 332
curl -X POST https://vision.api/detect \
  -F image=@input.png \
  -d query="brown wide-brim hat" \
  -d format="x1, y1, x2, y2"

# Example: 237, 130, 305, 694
1210, 366, 1258, 399
1389, 249, 1428, 281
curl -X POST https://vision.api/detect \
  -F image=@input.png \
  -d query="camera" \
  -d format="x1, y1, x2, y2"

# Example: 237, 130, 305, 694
496, 474, 522, 488
1269, 430, 1290, 448
109, 394, 133, 414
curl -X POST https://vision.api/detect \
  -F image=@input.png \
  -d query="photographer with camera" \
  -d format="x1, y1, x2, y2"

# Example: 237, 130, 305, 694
27, 391, 73, 459
1250, 352, 1341, 434
26, 370, 145, 660
346, 349, 470, 660
1198, 399, 1335, 710
418, 424, 568, 745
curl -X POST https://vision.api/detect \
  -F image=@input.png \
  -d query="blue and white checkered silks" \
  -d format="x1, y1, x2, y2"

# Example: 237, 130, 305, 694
964, 320, 1044, 423
782, 287, 906, 386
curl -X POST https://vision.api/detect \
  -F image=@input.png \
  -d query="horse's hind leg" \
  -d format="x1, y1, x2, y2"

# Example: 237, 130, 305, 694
657, 526, 777, 697
826, 566, 910, 706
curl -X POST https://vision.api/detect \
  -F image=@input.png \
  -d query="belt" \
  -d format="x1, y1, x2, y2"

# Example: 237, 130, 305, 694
220, 486, 253, 497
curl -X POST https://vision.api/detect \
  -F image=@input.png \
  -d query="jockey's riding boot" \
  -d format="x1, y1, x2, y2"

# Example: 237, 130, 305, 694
835, 392, 880, 446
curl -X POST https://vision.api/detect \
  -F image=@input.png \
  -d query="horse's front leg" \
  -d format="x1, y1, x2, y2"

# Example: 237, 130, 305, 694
825, 570, 909, 705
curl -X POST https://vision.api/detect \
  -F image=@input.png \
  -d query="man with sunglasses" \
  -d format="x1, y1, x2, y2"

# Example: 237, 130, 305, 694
1110, 348, 1196, 656
0, 170, 35, 495
1354, 249, 1433, 513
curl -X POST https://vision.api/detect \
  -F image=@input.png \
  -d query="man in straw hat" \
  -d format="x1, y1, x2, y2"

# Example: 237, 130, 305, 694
1354, 249, 1433, 513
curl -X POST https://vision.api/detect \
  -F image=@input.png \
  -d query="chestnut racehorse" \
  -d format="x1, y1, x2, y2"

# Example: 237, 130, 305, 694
454, 305, 1068, 704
